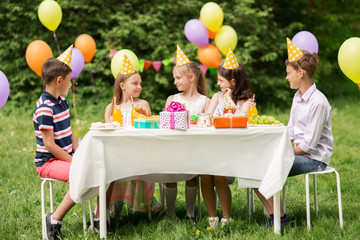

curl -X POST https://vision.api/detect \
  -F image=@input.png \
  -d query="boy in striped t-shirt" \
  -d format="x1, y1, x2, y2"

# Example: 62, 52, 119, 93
33, 47, 77, 240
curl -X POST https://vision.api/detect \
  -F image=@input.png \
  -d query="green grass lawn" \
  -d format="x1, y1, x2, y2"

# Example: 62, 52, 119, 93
0, 96, 359, 239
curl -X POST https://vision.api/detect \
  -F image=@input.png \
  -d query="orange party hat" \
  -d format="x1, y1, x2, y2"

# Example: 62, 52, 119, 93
120, 54, 136, 75
287, 37, 304, 62
223, 47, 239, 69
176, 45, 191, 66
57, 45, 73, 67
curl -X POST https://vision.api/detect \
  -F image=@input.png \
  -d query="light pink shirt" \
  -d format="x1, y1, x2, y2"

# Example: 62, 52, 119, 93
287, 83, 333, 165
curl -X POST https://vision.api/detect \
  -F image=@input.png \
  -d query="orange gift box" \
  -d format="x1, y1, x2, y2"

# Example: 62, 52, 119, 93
213, 115, 247, 128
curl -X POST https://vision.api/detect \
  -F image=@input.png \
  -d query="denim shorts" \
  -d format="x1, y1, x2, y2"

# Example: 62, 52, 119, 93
288, 155, 327, 177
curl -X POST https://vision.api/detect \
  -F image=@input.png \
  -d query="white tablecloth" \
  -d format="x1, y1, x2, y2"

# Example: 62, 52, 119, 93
70, 126, 294, 202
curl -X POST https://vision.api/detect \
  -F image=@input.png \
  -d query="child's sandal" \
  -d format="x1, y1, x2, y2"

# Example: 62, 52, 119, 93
208, 216, 219, 228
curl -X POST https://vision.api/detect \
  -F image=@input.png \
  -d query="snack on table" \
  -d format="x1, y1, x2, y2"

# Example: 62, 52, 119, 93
197, 113, 212, 128
223, 106, 238, 115
250, 115, 282, 125
190, 115, 199, 125
91, 121, 120, 129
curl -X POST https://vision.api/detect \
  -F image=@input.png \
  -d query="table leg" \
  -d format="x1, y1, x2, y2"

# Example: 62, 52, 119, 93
273, 192, 281, 234
99, 182, 107, 238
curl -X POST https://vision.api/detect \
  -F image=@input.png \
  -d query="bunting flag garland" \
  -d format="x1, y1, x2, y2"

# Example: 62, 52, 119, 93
107, 49, 217, 75
152, 61, 162, 72
199, 64, 208, 75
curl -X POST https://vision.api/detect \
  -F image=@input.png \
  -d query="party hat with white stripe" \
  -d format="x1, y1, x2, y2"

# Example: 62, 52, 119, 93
120, 54, 136, 75
57, 45, 73, 68
287, 37, 303, 62
176, 45, 191, 66
223, 47, 239, 69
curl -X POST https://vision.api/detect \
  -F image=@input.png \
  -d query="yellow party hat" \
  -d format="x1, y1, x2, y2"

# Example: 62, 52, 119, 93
287, 37, 304, 62
176, 45, 191, 66
57, 45, 73, 68
223, 47, 239, 69
120, 54, 136, 75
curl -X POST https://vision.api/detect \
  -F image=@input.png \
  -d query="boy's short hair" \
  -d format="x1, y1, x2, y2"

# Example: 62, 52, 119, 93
42, 58, 72, 85
285, 50, 319, 79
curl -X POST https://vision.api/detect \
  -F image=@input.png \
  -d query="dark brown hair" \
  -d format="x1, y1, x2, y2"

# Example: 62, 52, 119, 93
217, 64, 252, 104
41, 58, 72, 85
173, 61, 207, 96
285, 50, 319, 78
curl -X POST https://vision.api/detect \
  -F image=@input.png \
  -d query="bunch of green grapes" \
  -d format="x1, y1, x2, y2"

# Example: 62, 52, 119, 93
250, 115, 282, 125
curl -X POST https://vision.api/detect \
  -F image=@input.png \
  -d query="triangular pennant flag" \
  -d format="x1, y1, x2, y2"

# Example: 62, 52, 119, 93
199, 64, 208, 75
223, 47, 239, 70
176, 45, 190, 66
162, 58, 173, 66
139, 59, 145, 72
171, 57, 176, 64
120, 55, 136, 75
108, 49, 117, 58
152, 61, 162, 72
144, 60, 152, 71
57, 45, 73, 68
287, 37, 304, 62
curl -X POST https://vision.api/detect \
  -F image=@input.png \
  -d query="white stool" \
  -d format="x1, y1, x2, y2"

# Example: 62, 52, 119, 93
305, 167, 343, 230
41, 178, 94, 239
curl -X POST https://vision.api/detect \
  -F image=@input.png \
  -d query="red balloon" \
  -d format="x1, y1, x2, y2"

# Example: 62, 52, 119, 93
197, 44, 222, 68
208, 29, 216, 39
25, 40, 53, 78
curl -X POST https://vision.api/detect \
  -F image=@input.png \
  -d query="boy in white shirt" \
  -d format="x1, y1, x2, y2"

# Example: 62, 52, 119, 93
254, 38, 334, 228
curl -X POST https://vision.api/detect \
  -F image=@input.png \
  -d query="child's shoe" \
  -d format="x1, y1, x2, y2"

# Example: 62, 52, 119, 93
45, 213, 62, 240
221, 217, 233, 227
208, 216, 219, 228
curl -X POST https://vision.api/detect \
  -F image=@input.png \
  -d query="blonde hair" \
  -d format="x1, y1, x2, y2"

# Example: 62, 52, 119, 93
108, 72, 140, 115
285, 50, 319, 78
173, 61, 207, 95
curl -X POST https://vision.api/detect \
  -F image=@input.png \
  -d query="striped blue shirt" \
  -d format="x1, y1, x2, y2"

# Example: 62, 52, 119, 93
33, 91, 73, 167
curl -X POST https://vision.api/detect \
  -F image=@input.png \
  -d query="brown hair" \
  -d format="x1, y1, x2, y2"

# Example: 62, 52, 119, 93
217, 64, 252, 104
173, 61, 207, 96
108, 71, 140, 115
285, 50, 319, 78
41, 58, 72, 85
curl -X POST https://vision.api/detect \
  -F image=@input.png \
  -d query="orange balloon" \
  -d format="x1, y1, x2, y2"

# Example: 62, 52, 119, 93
208, 29, 216, 39
197, 44, 222, 69
75, 34, 96, 63
25, 40, 53, 78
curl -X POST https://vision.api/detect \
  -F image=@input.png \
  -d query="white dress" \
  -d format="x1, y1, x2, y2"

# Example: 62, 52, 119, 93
173, 93, 207, 116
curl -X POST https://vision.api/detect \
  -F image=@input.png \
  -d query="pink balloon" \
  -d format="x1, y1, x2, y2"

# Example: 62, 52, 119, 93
71, 48, 85, 79
184, 19, 209, 46
0, 70, 10, 109
292, 31, 319, 54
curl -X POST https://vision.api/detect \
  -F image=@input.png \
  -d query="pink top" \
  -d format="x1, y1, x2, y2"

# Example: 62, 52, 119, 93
287, 83, 333, 165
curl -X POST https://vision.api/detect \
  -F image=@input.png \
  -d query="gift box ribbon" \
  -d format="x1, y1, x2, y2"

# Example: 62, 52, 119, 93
165, 101, 187, 129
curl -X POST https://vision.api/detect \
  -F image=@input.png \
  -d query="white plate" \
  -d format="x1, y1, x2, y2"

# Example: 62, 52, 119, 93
90, 127, 123, 131
249, 123, 284, 127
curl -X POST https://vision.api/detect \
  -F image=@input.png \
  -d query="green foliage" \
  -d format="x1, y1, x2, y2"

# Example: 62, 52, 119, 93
0, 0, 359, 116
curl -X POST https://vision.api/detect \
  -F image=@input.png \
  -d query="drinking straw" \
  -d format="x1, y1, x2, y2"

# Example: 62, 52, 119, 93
252, 94, 255, 102
131, 96, 134, 107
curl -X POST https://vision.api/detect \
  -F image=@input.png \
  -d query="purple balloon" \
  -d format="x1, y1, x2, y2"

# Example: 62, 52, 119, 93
184, 19, 209, 46
292, 31, 319, 54
0, 70, 10, 109
71, 48, 85, 79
